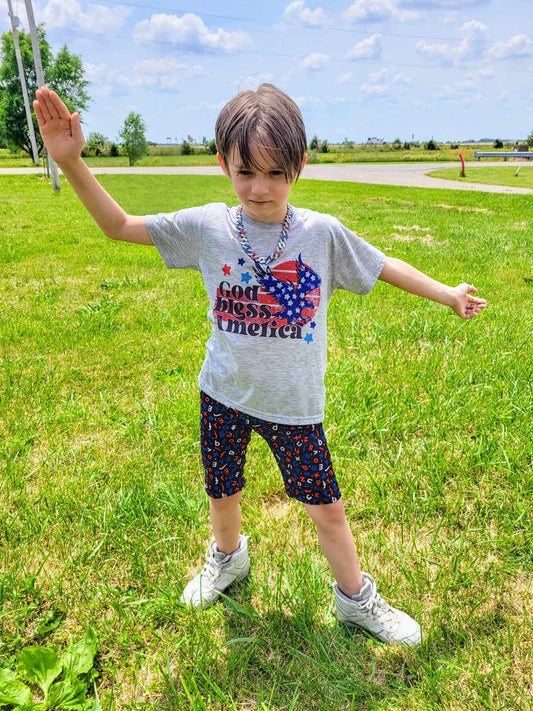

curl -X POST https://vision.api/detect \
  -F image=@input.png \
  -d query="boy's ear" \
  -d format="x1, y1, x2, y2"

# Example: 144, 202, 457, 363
217, 153, 231, 178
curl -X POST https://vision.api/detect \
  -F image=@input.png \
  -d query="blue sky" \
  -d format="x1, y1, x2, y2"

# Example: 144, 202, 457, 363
2, 0, 533, 144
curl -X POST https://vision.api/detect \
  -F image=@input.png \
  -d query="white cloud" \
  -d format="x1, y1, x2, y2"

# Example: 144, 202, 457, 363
133, 13, 250, 51
83, 59, 204, 91
83, 62, 107, 82
344, 0, 419, 23
361, 83, 389, 95
39, 0, 129, 32
300, 52, 330, 71
488, 34, 533, 59
416, 20, 488, 65
393, 72, 411, 84
293, 95, 322, 108
337, 72, 352, 84
369, 68, 388, 82
347, 34, 383, 59
283, 1, 328, 27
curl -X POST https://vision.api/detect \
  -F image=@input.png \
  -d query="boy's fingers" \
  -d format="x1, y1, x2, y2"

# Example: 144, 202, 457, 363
33, 99, 45, 126
48, 89, 70, 121
37, 88, 57, 122
71, 112, 84, 143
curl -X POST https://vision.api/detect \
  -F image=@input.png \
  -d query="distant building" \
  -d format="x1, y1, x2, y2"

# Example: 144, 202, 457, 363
366, 137, 385, 145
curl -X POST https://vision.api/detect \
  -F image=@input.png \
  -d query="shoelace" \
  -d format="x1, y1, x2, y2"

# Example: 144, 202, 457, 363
201, 550, 226, 582
359, 591, 398, 624
234, 204, 294, 265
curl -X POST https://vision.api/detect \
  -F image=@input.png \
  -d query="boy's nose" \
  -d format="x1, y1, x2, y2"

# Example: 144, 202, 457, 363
251, 174, 269, 195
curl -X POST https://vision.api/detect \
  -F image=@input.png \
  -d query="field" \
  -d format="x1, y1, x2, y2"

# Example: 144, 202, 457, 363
0, 174, 532, 710
429, 165, 533, 189
0, 144, 497, 169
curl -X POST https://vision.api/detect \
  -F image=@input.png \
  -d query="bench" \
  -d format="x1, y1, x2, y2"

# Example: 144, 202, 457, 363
473, 151, 532, 161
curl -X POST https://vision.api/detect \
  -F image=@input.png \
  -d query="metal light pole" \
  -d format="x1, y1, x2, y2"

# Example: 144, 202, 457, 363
6, 0, 39, 165
23, 0, 60, 190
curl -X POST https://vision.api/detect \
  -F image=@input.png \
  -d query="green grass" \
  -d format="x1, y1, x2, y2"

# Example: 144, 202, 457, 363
428, 165, 533, 189
1, 175, 532, 710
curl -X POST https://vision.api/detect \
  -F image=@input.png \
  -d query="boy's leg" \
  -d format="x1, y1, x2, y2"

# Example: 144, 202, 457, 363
181, 489, 250, 608
305, 500, 420, 645
210, 489, 244, 554
304, 500, 363, 597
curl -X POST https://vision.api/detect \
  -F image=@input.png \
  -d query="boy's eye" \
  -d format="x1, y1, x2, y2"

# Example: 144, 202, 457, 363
269, 170, 285, 176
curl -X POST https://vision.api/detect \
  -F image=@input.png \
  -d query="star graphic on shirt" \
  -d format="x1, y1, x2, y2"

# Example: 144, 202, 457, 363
222, 264, 231, 276
241, 272, 252, 284
238, 258, 245, 266
310, 321, 316, 329
304, 333, 314, 344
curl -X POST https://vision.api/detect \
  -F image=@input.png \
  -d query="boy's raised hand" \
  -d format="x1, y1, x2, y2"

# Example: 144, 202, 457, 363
33, 87, 85, 165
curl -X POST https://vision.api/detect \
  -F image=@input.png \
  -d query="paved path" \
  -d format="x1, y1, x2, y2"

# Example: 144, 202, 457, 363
2, 161, 532, 194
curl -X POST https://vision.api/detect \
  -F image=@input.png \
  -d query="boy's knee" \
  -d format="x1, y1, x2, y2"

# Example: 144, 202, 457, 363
209, 489, 244, 511
304, 499, 346, 526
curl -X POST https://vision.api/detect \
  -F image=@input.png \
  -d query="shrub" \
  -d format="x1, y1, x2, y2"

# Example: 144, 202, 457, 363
320, 140, 329, 153
494, 139, 504, 149
181, 141, 194, 156
424, 139, 439, 151
206, 139, 217, 155
109, 143, 119, 157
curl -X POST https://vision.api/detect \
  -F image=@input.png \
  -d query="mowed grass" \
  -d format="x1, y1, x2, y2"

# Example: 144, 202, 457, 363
1, 174, 532, 710
428, 165, 533, 189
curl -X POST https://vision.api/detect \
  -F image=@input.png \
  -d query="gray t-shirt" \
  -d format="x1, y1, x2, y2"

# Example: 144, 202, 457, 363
146, 202, 386, 425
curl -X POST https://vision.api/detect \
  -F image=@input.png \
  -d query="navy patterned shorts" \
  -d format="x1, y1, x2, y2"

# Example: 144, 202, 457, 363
200, 391, 341, 505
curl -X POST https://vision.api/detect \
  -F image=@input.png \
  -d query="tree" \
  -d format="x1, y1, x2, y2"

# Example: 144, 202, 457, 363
494, 139, 503, 149
309, 135, 319, 151
181, 140, 193, 155
84, 131, 107, 156
0, 26, 89, 157
527, 130, 533, 148
320, 139, 329, 153
119, 112, 148, 166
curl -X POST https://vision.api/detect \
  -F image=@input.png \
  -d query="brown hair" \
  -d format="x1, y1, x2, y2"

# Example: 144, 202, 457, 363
215, 84, 307, 181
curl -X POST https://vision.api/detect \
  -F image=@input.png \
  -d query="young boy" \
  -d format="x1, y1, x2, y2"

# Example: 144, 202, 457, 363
34, 84, 486, 647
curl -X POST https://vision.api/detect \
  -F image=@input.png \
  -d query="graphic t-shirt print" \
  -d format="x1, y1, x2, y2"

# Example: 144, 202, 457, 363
213, 254, 321, 344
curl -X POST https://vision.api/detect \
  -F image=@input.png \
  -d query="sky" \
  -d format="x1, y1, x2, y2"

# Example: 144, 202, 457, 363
2, 0, 533, 144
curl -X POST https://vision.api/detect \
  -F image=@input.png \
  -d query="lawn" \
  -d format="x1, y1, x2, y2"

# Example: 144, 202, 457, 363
0, 175, 531, 710
428, 165, 533, 189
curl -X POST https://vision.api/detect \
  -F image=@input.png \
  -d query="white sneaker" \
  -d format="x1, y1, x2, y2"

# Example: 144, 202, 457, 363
180, 535, 250, 609
334, 573, 421, 646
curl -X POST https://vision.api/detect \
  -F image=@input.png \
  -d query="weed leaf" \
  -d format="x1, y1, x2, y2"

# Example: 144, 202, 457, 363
61, 629, 98, 679
17, 647, 62, 697
47, 679, 88, 710
0, 673, 32, 706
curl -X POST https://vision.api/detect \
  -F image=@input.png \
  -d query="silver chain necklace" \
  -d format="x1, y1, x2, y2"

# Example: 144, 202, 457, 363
234, 204, 294, 266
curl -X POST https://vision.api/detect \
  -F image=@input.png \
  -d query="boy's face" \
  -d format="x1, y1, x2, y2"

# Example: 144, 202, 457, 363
218, 145, 306, 223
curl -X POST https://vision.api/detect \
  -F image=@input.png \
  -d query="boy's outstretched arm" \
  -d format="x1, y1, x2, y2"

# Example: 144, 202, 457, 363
378, 257, 487, 319
33, 87, 152, 245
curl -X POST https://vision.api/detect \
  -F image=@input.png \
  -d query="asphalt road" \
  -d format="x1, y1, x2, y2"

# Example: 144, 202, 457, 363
2, 161, 532, 194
